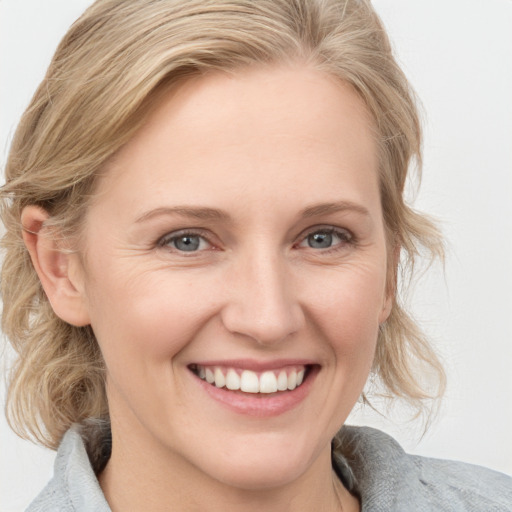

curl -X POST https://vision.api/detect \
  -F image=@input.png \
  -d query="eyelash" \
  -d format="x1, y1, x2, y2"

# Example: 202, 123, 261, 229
295, 227, 354, 253
157, 229, 213, 253
156, 226, 355, 254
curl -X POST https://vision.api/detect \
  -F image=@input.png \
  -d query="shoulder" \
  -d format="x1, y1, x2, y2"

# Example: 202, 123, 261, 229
335, 426, 512, 512
26, 426, 110, 512
410, 454, 512, 510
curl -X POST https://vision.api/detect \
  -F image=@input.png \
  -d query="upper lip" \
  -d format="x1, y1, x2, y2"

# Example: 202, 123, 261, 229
188, 358, 318, 372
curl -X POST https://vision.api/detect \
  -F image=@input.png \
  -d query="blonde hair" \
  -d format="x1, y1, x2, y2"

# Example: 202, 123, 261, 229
1, 0, 445, 449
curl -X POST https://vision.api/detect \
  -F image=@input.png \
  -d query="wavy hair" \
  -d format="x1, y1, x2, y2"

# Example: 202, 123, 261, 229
1, 0, 445, 449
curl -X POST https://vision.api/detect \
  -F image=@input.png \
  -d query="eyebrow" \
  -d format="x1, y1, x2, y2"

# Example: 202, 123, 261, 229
135, 200, 370, 224
300, 201, 371, 219
135, 206, 232, 223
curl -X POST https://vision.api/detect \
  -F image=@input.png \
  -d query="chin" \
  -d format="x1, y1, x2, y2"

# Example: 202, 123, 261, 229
191, 432, 323, 491
208, 457, 307, 491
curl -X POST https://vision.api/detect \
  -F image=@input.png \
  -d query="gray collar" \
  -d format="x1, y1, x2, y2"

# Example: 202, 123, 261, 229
28, 424, 512, 511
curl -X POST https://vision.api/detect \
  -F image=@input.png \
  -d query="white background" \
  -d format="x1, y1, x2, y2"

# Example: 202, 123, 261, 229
1, 1, 511, 510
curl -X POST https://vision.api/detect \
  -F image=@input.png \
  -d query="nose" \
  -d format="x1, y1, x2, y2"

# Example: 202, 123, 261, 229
220, 248, 304, 346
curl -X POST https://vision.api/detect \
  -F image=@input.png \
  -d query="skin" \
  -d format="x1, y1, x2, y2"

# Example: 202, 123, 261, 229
23, 64, 393, 512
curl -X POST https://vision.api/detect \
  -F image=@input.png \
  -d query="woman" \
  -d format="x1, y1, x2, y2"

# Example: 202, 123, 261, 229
1, 0, 511, 510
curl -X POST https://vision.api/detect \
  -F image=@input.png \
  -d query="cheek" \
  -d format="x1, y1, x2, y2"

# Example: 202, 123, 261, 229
83, 267, 223, 427
85, 266, 219, 373
302, 260, 387, 359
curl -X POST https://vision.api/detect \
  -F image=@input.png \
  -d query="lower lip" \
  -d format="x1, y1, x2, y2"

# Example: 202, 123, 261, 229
192, 367, 318, 417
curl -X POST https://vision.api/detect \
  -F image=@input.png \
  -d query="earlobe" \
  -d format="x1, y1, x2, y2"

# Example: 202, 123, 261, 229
21, 206, 91, 327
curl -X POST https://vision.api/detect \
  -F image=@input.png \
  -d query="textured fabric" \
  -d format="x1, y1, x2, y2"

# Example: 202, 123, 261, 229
26, 425, 110, 512
27, 425, 512, 511
335, 426, 512, 511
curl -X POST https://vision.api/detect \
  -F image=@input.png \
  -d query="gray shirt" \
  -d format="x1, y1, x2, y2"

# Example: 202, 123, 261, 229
27, 424, 512, 511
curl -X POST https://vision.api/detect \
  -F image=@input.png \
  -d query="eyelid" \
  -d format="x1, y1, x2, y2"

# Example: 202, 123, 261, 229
157, 228, 215, 251
295, 225, 354, 249
155, 225, 354, 253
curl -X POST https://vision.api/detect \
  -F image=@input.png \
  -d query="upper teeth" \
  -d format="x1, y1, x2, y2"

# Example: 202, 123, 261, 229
196, 366, 306, 394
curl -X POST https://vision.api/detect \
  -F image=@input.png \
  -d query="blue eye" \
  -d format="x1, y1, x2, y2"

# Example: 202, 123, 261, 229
299, 228, 352, 250
159, 232, 211, 252
307, 232, 333, 249
173, 234, 201, 251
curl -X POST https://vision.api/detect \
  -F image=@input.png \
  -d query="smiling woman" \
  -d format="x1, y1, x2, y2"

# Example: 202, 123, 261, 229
1, 1, 511, 511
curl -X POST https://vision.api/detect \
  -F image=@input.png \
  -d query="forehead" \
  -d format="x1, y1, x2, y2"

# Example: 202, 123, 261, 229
93, 64, 380, 221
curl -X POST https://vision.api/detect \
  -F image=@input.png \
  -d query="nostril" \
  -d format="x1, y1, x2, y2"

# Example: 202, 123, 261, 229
219, 277, 304, 345
221, 308, 303, 346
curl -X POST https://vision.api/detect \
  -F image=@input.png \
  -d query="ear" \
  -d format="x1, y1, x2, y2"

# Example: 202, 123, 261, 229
21, 205, 91, 327
379, 243, 400, 324
379, 293, 393, 325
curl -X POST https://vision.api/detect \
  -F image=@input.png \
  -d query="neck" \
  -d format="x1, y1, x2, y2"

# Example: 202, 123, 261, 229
98, 418, 359, 512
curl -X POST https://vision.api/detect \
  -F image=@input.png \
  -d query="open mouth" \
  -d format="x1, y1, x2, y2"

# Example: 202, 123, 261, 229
188, 364, 313, 394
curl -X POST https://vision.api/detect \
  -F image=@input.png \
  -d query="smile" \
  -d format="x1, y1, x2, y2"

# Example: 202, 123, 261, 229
189, 364, 308, 394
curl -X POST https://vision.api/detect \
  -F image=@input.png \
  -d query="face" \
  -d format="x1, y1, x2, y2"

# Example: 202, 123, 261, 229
74, 65, 391, 489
